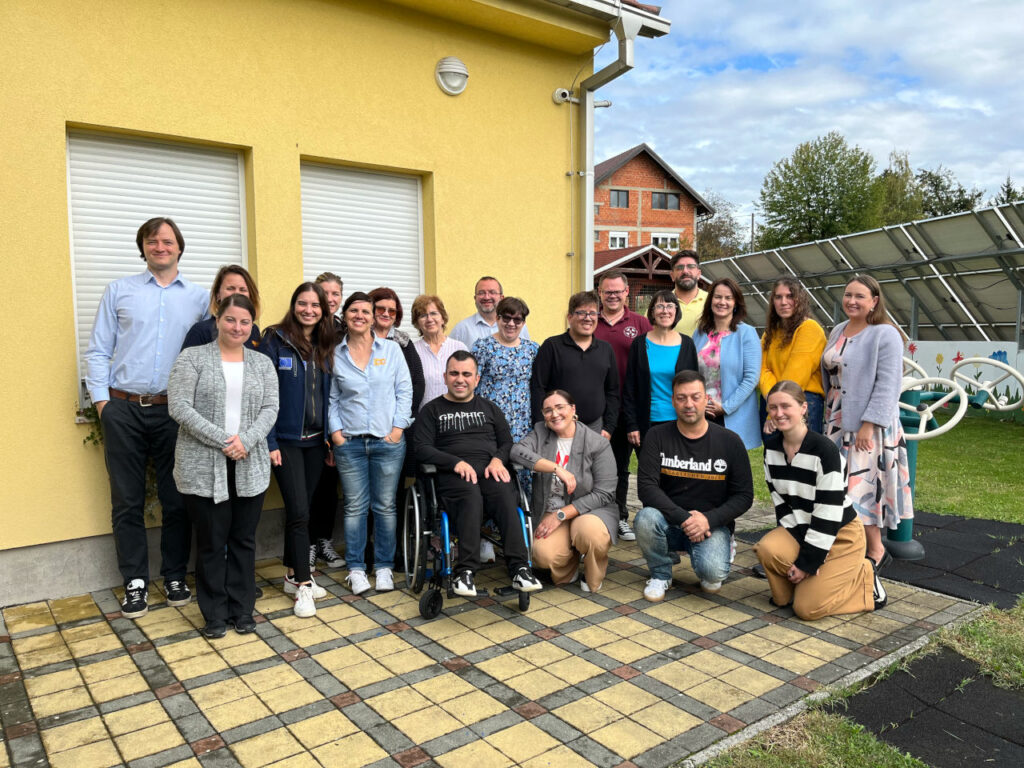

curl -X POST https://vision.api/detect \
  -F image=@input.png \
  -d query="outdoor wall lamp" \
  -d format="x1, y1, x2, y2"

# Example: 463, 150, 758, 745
435, 57, 469, 95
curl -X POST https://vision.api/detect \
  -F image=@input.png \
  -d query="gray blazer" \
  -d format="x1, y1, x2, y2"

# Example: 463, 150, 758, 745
511, 421, 618, 543
822, 321, 904, 431
168, 342, 279, 503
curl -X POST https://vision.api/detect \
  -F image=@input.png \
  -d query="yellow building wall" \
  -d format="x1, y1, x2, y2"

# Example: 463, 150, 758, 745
0, 0, 596, 549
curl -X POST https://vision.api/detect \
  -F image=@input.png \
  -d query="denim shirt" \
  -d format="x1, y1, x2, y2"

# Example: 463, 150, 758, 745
85, 269, 209, 402
328, 335, 413, 437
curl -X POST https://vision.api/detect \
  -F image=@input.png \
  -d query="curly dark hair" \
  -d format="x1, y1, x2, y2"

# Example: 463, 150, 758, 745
762, 277, 811, 351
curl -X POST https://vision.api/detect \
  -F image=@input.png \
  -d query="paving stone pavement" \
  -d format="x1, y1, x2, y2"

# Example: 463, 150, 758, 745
0, 510, 978, 768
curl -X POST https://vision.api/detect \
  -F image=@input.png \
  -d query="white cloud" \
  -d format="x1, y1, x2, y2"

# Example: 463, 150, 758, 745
595, 0, 1024, 223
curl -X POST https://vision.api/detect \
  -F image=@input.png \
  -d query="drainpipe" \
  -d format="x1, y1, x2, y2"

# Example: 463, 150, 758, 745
576, 13, 642, 292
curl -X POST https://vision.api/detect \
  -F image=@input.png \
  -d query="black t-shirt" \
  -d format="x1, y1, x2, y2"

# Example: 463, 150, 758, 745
637, 420, 753, 530
414, 395, 512, 470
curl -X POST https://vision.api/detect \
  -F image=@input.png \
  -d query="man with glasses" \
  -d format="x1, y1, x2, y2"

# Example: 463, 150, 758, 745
634, 370, 752, 601
451, 276, 531, 347
670, 250, 707, 336
593, 270, 650, 541
530, 291, 619, 439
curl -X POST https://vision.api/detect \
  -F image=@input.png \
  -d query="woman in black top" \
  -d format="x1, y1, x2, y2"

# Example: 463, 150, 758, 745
624, 290, 698, 446
181, 265, 261, 350
261, 282, 336, 618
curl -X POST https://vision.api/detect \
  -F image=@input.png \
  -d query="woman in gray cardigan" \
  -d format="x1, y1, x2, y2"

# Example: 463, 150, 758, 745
511, 390, 618, 592
821, 275, 912, 569
168, 294, 279, 638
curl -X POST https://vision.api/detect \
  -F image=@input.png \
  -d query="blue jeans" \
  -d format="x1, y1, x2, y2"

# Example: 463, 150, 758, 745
634, 506, 732, 583
333, 436, 406, 572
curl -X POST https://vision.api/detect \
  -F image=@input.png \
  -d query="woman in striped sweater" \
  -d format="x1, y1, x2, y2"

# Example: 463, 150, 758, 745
753, 380, 886, 620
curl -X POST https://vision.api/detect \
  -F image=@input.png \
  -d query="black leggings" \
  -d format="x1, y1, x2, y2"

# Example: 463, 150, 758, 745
186, 461, 264, 624
272, 442, 326, 583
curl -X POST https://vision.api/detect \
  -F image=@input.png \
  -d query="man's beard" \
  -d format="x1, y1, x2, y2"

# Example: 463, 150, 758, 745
675, 276, 696, 291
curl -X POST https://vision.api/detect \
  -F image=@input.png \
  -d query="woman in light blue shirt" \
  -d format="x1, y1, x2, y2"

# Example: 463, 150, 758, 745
329, 292, 413, 597
692, 278, 762, 449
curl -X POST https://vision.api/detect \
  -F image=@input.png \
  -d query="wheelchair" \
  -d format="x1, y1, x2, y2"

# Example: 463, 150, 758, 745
402, 463, 535, 619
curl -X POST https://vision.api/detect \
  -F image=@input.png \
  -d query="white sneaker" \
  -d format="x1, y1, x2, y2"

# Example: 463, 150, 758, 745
618, 519, 636, 541
318, 539, 346, 569
581, 580, 601, 593
480, 539, 496, 563
511, 567, 542, 592
452, 570, 477, 597
375, 568, 394, 592
643, 577, 672, 602
346, 569, 371, 595
284, 573, 327, 599
293, 584, 316, 618
700, 580, 723, 594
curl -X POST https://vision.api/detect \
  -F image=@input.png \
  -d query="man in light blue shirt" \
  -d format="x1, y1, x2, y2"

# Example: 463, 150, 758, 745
450, 276, 530, 347
85, 217, 209, 619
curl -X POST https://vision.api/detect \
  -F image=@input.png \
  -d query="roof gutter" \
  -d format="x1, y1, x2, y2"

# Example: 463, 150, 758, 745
575, 11, 644, 291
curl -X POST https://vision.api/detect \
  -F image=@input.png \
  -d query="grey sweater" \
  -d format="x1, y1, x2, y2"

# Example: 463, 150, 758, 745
822, 321, 904, 431
168, 342, 279, 503
511, 421, 618, 543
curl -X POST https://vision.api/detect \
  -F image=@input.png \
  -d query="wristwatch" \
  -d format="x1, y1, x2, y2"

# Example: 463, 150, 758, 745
556, 508, 567, 521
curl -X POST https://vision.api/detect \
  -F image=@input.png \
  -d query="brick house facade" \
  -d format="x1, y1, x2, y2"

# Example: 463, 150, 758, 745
593, 143, 712, 252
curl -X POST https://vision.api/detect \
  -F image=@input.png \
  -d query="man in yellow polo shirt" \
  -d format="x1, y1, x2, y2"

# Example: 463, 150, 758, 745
670, 250, 707, 336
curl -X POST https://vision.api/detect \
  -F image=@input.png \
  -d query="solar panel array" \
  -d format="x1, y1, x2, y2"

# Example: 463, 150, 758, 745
699, 203, 1024, 343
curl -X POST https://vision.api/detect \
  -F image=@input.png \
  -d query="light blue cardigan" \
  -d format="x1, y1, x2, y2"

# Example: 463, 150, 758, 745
692, 322, 762, 449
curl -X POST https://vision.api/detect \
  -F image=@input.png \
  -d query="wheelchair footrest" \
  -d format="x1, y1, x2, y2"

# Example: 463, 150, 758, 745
492, 586, 518, 598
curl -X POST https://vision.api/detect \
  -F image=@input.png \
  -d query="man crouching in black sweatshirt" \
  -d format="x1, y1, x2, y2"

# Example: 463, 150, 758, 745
635, 370, 753, 602
415, 350, 543, 597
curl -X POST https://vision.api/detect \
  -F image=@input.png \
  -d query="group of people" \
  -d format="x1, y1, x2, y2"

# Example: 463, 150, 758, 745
86, 219, 909, 639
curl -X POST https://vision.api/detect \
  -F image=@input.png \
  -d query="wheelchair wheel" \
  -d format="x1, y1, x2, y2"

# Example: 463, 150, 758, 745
419, 588, 443, 619
518, 591, 530, 612
402, 484, 427, 593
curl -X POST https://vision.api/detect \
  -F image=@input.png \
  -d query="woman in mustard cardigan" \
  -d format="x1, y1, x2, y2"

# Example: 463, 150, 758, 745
759, 278, 826, 435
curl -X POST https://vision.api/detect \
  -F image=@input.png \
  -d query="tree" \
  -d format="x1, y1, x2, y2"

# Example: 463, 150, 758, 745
916, 165, 984, 217
695, 190, 745, 260
990, 174, 1024, 206
756, 131, 878, 249
874, 150, 924, 225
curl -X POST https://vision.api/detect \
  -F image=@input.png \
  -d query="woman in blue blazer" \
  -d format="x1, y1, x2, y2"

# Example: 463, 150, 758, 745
692, 278, 762, 449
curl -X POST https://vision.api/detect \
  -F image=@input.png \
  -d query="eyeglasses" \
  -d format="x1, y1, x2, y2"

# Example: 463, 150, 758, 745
541, 403, 572, 417
572, 310, 599, 320
653, 303, 676, 312
600, 289, 625, 297
498, 314, 524, 326
476, 290, 501, 297
422, 311, 442, 319
672, 264, 700, 273
375, 307, 397, 317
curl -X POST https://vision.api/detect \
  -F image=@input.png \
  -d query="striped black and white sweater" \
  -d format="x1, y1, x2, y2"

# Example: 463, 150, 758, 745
763, 430, 857, 573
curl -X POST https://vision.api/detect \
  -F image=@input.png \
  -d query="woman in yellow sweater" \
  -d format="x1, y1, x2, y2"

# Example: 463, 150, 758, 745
760, 278, 826, 434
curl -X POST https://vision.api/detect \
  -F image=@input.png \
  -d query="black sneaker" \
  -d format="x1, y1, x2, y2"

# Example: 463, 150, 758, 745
121, 581, 148, 619
254, 585, 263, 599
230, 616, 257, 634
869, 558, 888, 610
164, 580, 191, 607
452, 570, 477, 597
199, 622, 227, 639
511, 567, 542, 593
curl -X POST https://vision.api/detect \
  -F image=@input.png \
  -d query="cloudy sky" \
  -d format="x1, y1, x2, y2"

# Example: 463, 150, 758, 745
594, 0, 1023, 223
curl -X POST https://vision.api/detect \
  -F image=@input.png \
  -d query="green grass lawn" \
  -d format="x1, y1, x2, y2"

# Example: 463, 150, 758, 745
914, 413, 1024, 523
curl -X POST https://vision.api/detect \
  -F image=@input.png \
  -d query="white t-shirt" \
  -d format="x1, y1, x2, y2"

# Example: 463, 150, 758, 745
546, 436, 574, 511
222, 361, 245, 436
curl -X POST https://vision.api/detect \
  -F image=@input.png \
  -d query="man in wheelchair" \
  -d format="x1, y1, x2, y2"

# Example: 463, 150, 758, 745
414, 350, 543, 597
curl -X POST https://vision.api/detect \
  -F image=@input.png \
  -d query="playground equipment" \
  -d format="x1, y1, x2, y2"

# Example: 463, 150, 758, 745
891, 356, 1024, 560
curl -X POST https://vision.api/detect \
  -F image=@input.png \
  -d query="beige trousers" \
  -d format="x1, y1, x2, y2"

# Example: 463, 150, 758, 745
754, 519, 874, 621
532, 513, 611, 592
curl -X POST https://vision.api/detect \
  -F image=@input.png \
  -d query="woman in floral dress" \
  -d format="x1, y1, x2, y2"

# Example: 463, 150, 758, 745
821, 275, 912, 568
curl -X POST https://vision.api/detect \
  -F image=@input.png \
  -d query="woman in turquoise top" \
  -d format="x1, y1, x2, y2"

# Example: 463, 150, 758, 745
692, 278, 762, 449
623, 290, 698, 446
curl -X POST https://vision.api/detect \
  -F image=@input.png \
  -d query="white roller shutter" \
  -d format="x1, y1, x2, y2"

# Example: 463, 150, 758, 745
67, 132, 247, 407
301, 163, 423, 319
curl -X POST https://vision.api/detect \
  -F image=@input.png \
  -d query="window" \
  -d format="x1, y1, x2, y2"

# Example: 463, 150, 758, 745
67, 132, 247, 409
652, 192, 680, 210
594, 230, 600, 243
610, 190, 629, 208
609, 232, 629, 249
301, 163, 423, 316
652, 234, 680, 250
